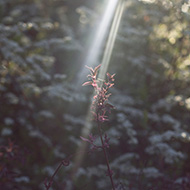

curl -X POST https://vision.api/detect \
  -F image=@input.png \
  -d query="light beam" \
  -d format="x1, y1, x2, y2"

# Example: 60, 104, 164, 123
72, 0, 126, 179
78, 0, 119, 83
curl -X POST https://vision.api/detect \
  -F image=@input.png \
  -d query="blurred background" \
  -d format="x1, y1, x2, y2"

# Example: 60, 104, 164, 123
0, 0, 190, 189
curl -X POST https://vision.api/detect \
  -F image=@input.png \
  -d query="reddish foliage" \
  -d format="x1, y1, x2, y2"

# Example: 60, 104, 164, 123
82, 64, 115, 123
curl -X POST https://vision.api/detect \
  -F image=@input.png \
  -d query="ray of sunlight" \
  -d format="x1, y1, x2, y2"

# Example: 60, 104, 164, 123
72, 0, 126, 177
77, 0, 119, 83
98, 0, 126, 83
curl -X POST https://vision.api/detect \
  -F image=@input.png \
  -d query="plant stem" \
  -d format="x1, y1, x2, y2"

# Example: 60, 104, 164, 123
44, 162, 63, 190
44, 158, 70, 190
97, 119, 115, 190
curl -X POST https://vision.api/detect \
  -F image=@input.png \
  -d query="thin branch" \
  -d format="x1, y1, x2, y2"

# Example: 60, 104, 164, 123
97, 115, 115, 190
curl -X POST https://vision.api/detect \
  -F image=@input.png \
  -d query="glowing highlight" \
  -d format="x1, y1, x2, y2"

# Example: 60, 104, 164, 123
78, 0, 119, 82
72, 0, 126, 177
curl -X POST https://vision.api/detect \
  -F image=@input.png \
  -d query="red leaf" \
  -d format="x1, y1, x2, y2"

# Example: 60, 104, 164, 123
106, 93, 111, 98
94, 64, 101, 76
85, 65, 94, 75
82, 81, 92, 86
92, 83, 97, 88
105, 103, 115, 109
111, 73, 116, 78
107, 73, 111, 78
109, 83, 114, 88
107, 73, 115, 81
80, 136, 91, 143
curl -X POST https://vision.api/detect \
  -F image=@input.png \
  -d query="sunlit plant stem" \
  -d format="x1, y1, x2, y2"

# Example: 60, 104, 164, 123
81, 64, 116, 190
97, 114, 115, 190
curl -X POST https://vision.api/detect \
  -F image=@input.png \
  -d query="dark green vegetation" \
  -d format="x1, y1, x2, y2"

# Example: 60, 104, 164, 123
0, 0, 190, 189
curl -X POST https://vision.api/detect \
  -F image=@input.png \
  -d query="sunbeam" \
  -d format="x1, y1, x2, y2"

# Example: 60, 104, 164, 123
72, 0, 126, 178
77, 0, 119, 84
98, 0, 126, 83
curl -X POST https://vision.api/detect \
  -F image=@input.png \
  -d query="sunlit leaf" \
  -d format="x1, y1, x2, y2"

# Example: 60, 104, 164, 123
82, 81, 92, 86
94, 64, 101, 76
85, 65, 94, 75
80, 136, 91, 143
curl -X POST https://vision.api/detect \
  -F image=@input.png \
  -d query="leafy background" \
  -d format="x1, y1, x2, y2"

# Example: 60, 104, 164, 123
0, 0, 190, 189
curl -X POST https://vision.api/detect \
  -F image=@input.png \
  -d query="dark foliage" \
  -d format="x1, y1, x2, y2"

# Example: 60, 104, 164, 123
0, 0, 190, 189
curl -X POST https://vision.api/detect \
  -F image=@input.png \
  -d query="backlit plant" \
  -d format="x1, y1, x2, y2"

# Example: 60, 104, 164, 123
44, 64, 116, 190
81, 64, 116, 190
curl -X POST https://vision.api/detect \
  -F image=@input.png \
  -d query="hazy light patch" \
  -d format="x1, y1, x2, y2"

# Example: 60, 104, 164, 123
78, 0, 120, 135
181, 132, 187, 138
182, 2, 190, 13
185, 98, 190, 110
72, 0, 126, 177
178, 70, 190, 81
154, 22, 183, 45
169, 37, 175, 44
76, 6, 97, 25
77, 0, 118, 83
174, 95, 182, 102
179, 56, 190, 69
162, 1, 173, 9
89, 0, 118, 64
154, 24, 168, 39
168, 28, 182, 44
181, 131, 190, 142
139, 0, 155, 4
183, 59, 190, 67
98, 0, 127, 82
79, 14, 89, 24
80, 0, 126, 140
